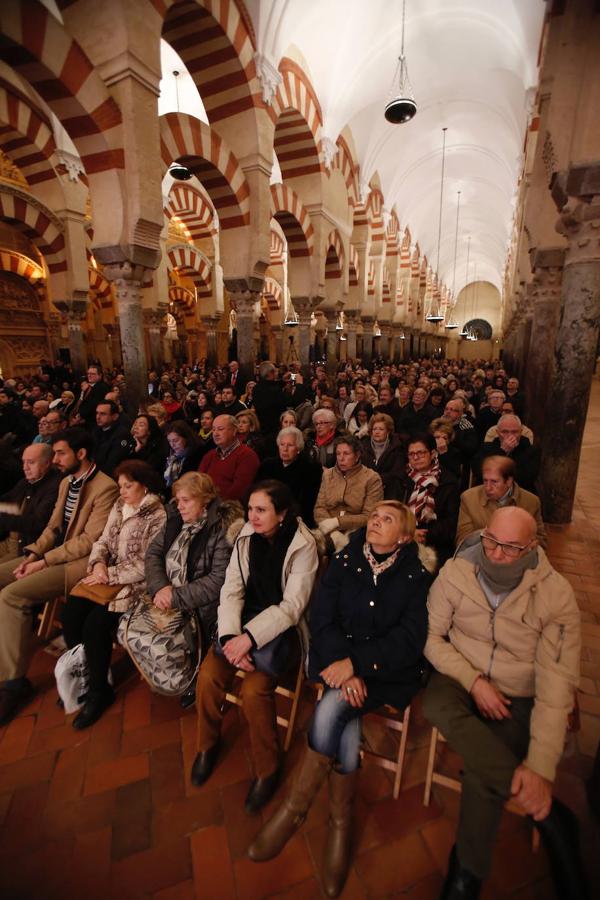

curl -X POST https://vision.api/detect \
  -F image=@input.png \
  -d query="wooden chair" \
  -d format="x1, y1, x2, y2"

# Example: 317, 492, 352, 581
361, 704, 412, 799
36, 595, 64, 640
423, 725, 540, 851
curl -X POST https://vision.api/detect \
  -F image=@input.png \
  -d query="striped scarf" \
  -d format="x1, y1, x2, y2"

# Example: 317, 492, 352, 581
165, 518, 207, 587
406, 458, 441, 525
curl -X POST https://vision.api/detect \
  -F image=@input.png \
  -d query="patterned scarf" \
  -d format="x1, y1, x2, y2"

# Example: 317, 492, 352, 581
406, 457, 441, 525
165, 518, 207, 587
363, 542, 402, 584
164, 452, 186, 488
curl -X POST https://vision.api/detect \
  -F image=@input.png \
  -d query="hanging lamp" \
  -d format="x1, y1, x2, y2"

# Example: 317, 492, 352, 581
168, 71, 193, 181
426, 128, 447, 323
384, 0, 417, 124
284, 304, 299, 327
459, 236, 470, 337
445, 190, 461, 329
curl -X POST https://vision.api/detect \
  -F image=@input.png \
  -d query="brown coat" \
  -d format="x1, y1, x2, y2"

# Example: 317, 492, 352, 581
314, 464, 384, 533
425, 548, 580, 781
25, 468, 119, 592
456, 483, 546, 548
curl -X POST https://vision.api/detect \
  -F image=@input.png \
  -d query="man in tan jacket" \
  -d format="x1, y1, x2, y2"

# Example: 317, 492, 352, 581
424, 507, 586, 900
456, 456, 546, 547
0, 427, 118, 725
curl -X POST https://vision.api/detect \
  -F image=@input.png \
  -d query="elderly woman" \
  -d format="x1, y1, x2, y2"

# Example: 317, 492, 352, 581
236, 409, 266, 460
60, 461, 166, 729
192, 481, 318, 812
249, 501, 430, 896
257, 426, 322, 527
305, 408, 345, 468
430, 417, 462, 479
314, 435, 384, 552
128, 413, 169, 476
145, 472, 242, 690
359, 412, 407, 497
390, 432, 460, 568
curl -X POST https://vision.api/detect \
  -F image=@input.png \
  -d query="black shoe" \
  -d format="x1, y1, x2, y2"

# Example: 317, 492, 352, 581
534, 799, 590, 900
244, 765, 282, 814
191, 741, 220, 787
180, 683, 196, 709
72, 689, 115, 730
441, 846, 481, 900
0, 680, 34, 726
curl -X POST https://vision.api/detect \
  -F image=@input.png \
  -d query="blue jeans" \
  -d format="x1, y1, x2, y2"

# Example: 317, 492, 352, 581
308, 687, 369, 773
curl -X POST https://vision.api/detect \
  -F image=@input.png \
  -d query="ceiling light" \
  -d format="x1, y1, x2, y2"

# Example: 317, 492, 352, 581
384, 0, 417, 124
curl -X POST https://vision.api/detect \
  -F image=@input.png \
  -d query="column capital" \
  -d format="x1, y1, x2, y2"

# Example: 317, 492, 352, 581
556, 198, 600, 266
228, 290, 259, 317
102, 260, 150, 285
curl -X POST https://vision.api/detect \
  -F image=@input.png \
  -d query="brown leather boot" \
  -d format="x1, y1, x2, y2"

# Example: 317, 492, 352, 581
321, 768, 358, 897
248, 744, 333, 862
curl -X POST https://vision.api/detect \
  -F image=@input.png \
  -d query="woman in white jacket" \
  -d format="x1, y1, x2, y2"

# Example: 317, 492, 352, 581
192, 480, 319, 812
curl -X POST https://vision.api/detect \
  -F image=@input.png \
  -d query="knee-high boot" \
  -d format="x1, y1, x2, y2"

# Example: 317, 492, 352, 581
248, 743, 333, 862
534, 799, 589, 900
321, 768, 358, 898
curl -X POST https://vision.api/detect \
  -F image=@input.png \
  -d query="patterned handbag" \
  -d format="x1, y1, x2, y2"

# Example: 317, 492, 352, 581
117, 595, 203, 696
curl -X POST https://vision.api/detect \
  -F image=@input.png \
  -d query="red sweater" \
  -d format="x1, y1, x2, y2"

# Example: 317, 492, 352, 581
199, 443, 260, 501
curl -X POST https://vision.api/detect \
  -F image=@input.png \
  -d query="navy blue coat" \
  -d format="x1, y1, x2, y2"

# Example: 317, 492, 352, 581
308, 528, 431, 709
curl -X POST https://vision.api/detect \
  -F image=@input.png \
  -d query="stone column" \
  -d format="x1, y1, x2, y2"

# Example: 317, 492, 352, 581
143, 308, 165, 371
524, 250, 564, 441
229, 291, 258, 382
104, 263, 149, 411
345, 311, 358, 361
378, 325, 390, 361
292, 298, 313, 376
361, 316, 374, 366
201, 314, 221, 369
54, 299, 88, 374
540, 192, 600, 523
323, 310, 338, 374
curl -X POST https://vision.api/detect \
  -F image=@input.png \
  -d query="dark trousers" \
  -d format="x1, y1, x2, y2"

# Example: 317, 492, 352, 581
423, 670, 533, 878
61, 595, 121, 695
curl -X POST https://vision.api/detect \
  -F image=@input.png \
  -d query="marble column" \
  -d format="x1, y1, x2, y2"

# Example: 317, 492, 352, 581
378, 325, 390, 361
540, 193, 600, 523
361, 316, 374, 366
143, 308, 165, 371
67, 308, 88, 375
524, 250, 564, 441
201, 314, 221, 368
229, 291, 258, 382
292, 298, 313, 376
345, 312, 358, 361
104, 263, 148, 411
323, 311, 338, 374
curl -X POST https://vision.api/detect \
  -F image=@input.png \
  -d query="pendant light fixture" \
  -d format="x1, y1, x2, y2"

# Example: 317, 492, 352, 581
426, 127, 447, 323
168, 71, 193, 181
445, 190, 461, 329
284, 303, 299, 327
384, 0, 417, 124
459, 235, 470, 337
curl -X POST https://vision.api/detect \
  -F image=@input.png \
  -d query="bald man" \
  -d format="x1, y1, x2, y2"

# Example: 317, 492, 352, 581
423, 508, 586, 899
0, 443, 62, 561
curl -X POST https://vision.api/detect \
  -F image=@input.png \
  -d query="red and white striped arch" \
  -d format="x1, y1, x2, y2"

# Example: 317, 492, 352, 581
160, 113, 250, 230
271, 58, 322, 180
330, 134, 360, 209
0, 187, 66, 273
88, 266, 113, 310
161, 0, 258, 123
386, 210, 400, 259
0, 248, 44, 283
165, 183, 216, 240
348, 245, 359, 287
270, 228, 286, 266
0, 1, 123, 176
325, 229, 344, 281
270, 183, 314, 258
167, 242, 212, 299
262, 276, 282, 311
168, 284, 196, 312
366, 186, 385, 246
367, 260, 375, 297
0, 85, 58, 187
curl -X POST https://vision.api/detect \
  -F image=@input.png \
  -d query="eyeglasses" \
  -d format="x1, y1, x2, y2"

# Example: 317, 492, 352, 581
480, 534, 530, 559
407, 450, 429, 458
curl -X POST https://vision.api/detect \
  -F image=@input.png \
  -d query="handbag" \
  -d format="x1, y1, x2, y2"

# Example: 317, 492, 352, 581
70, 581, 122, 606
214, 628, 294, 679
117, 594, 203, 696
54, 643, 113, 713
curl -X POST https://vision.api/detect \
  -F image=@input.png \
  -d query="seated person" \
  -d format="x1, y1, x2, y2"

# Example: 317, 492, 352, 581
236, 410, 267, 460
443, 397, 480, 490
474, 414, 541, 494
192, 481, 318, 813
457, 455, 546, 548
304, 408, 346, 468
484, 400, 534, 444
359, 413, 407, 498
60, 461, 166, 729
346, 401, 373, 438
0, 427, 118, 725
257, 426, 322, 527
199, 415, 260, 501
0, 443, 62, 561
429, 417, 462, 479
314, 435, 384, 552
93, 400, 131, 477
145, 471, 243, 705
197, 409, 216, 460
389, 433, 460, 568
128, 413, 169, 477
248, 501, 431, 896
423, 508, 586, 900
164, 421, 204, 494
475, 389, 505, 440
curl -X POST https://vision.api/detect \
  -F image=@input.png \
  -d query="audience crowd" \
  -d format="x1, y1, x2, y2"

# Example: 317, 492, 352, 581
0, 353, 587, 900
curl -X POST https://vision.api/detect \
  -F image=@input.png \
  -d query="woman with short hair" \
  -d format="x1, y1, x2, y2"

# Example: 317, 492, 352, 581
304, 408, 345, 468
257, 426, 322, 527
359, 412, 407, 497
163, 421, 204, 493
128, 413, 169, 477
236, 409, 266, 459
249, 501, 430, 896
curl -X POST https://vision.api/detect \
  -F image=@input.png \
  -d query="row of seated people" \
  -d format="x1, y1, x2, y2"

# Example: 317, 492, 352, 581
0, 401, 586, 900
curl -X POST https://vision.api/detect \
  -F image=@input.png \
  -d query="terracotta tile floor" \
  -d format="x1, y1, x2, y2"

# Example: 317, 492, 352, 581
1, 384, 600, 899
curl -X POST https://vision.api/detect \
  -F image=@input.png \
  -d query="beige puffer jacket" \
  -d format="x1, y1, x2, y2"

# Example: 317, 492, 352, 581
314, 463, 384, 533
425, 548, 580, 781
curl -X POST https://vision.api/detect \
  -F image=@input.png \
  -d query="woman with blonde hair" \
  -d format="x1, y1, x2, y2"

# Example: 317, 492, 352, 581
249, 501, 430, 896
236, 409, 266, 459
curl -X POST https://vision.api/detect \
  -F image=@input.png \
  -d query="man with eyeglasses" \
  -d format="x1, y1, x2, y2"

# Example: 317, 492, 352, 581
423, 507, 586, 900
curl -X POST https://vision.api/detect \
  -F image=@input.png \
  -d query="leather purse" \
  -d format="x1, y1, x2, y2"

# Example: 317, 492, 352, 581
70, 581, 122, 606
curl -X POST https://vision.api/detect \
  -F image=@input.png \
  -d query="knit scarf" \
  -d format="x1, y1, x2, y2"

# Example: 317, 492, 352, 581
363, 541, 402, 584
407, 458, 441, 525
316, 429, 335, 447
165, 517, 207, 587
370, 436, 389, 462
